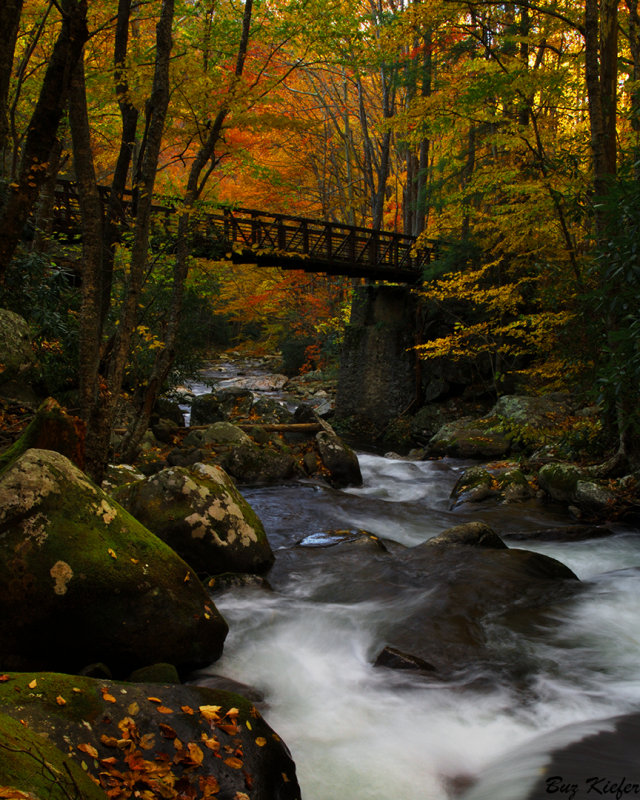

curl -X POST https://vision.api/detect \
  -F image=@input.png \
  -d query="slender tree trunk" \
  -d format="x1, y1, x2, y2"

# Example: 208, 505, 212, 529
121, 0, 254, 461
0, 0, 24, 160
84, 0, 175, 481
68, 55, 105, 423
0, 0, 88, 279
31, 137, 65, 252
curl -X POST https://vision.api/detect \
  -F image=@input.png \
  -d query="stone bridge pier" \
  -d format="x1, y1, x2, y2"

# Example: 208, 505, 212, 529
335, 284, 421, 437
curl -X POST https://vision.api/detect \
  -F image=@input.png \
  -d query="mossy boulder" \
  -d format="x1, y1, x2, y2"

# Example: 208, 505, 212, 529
451, 464, 535, 506
222, 441, 296, 484
538, 462, 583, 502
114, 463, 274, 575
0, 308, 35, 386
427, 417, 512, 459
0, 709, 106, 800
450, 465, 494, 504
0, 397, 85, 473
190, 392, 225, 426
0, 672, 301, 800
201, 421, 253, 446
0, 448, 228, 676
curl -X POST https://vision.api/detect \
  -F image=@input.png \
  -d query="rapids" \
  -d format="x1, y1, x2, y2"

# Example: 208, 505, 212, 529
189, 366, 640, 799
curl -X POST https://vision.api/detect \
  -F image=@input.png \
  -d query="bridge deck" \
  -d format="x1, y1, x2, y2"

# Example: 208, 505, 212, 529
51, 181, 435, 283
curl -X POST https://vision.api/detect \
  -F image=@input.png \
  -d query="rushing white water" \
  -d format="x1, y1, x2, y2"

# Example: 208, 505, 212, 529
196, 452, 640, 799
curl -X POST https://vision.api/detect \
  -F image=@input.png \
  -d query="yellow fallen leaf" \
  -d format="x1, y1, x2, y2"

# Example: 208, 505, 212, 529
224, 756, 243, 769
28, 679, 37, 689
199, 705, 222, 721
77, 743, 98, 758
147, 696, 162, 703
56, 695, 66, 706
128, 701, 140, 715
156, 705, 173, 714
108, 548, 117, 559
255, 737, 267, 747
100, 687, 116, 703
187, 742, 204, 765
181, 705, 194, 715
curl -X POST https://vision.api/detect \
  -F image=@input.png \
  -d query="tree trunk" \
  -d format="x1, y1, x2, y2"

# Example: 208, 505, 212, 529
121, 0, 254, 462
0, 0, 88, 279
84, 0, 175, 482
68, 55, 106, 425
0, 0, 24, 160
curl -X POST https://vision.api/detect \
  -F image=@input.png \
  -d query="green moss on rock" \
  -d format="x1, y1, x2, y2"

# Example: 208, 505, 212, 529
0, 448, 228, 676
0, 710, 105, 800
114, 463, 274, 575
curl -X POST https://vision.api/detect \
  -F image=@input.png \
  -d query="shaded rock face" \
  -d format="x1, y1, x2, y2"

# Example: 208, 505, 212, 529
268, 521, 579, 687
315, 429, 362, 488
114, 463, 274, 575
0, 308, 35, 385
426, 393, 583, 460
459, 713, 640, 800
0, 449, 228, 676
223, 441, 296, 484
537, 462, 617, 516
428, 417, 512, 459
451, 464, 535, 506
190, 389, 254, 426
0, 672, 301, 800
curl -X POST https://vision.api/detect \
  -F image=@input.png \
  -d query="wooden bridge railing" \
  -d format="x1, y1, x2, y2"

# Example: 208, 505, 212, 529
50, 180, 436, 283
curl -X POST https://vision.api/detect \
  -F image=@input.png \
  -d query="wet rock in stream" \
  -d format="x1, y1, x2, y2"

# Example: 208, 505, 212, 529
267, 521, 580, 688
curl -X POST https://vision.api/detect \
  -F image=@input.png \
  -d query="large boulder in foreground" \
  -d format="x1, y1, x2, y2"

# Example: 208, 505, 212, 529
375, 522, 579, 681
0, 672, 301, 800
114, 462, 274, 575
0, 449, 228, 676
0, 710, 105, 800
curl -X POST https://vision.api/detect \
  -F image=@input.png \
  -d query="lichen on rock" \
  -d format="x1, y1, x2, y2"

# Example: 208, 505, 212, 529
113, 462, 274, 575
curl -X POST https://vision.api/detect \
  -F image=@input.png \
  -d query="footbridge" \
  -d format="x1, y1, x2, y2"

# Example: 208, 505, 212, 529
52, 180, 437, 284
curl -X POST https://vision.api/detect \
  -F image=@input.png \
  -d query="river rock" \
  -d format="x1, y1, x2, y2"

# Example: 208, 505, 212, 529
218, 374, 289, 392
0, 448, 228, 676
459, 713, 640, 800
0, 672, 301, 800
537, 462, 583, 502
451, 465, 495, 503
376, 524, 579, 682
190, 392, 226, 425
451, 464, 535, 505
251, 395, 294, 423
315, 428, 362, 488
425, 521, 508, 549
0, 308, 36, 387
222, 440, 296, 484
153, 396, 186, 427
428, 417, 512, 459
201, 421, 253, 446
113, 463, 274, 575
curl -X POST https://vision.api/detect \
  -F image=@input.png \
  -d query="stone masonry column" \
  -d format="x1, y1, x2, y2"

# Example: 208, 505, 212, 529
335, 284, 419, 434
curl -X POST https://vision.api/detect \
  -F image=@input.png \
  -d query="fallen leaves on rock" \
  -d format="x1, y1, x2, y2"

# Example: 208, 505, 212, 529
76, 692, 261, 799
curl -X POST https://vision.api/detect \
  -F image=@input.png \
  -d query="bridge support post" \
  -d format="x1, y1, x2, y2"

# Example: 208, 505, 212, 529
335, 284, 420, 440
